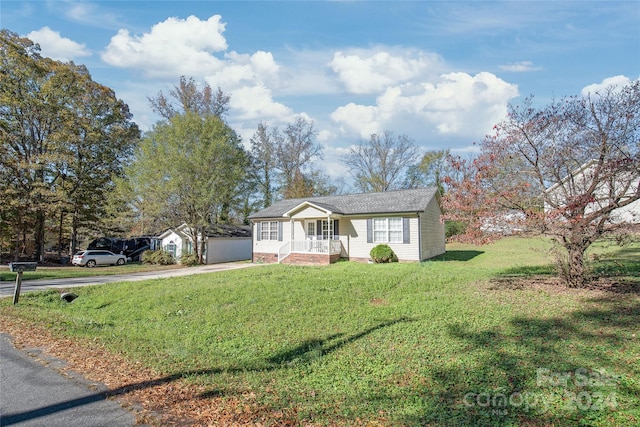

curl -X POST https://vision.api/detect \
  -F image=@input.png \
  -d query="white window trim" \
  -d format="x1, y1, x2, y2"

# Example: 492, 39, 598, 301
373, 217, 404, 243
260, 221, 279, 241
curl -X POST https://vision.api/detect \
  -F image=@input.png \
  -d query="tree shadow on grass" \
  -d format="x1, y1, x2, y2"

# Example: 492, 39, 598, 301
267, 317, 413, 367
429, 250, 484, 262
403, 296, 640, 426
0, 317, 414, 426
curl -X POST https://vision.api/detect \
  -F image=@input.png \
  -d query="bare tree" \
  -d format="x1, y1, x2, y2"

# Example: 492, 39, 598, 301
275, 117, 323, 191
148, 76, 230, 120
444, 81, 640, 287
343, 130, 420, 192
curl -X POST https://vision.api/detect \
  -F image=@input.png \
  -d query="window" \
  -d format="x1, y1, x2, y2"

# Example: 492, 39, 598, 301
166, 241, 177, 257
373, 218, 387, 243
260, 221, 279, 241
388, 217, 402, 243
306, 221, 316, 239
371, 217, 407, 243
321, 219, 338, 240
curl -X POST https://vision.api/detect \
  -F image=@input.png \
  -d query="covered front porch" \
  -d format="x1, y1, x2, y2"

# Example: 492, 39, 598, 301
278, 239, 343, 264
278, 201, 344, 264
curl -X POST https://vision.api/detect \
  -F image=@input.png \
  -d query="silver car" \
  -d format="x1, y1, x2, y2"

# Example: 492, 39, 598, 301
72, 250, 127, 267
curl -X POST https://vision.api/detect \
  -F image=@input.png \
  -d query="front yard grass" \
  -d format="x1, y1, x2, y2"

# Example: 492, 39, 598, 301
0, 262, 185, 282
1, 237, 638, 426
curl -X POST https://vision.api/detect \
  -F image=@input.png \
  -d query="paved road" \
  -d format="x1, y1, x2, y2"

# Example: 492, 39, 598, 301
0, 262, 261, 299
0, 333, 138, 427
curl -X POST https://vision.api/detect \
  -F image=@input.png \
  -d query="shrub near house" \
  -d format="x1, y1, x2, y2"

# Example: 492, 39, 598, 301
370, 244, 398, 263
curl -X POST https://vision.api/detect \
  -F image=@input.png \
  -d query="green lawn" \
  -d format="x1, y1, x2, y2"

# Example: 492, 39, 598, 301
0, 262, 185, 282
1, 237, 638, 426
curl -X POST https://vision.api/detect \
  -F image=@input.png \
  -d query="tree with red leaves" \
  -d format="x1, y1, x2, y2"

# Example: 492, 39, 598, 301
444, 80, 640, 287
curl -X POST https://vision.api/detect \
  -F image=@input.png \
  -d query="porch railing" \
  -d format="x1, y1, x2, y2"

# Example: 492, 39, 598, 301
290, 240, 342, 255
278, 239, 342, 262
278, 241, 291, 263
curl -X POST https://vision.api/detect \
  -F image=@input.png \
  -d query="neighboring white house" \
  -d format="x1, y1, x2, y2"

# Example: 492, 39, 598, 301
158, 223, 252, 264
544, 160, 640, 224
247, 188, 446, 265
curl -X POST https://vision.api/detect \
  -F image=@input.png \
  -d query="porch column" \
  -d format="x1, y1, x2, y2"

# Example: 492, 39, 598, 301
290, 218, 294, 240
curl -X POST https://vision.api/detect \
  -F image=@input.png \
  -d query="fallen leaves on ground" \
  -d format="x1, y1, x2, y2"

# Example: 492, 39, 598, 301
0, 316, 300, 426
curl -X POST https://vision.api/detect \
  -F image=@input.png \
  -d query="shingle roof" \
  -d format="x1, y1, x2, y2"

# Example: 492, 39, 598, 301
248, 187, 439, 219
160, 223, 252, 238
206, 224, 252, 238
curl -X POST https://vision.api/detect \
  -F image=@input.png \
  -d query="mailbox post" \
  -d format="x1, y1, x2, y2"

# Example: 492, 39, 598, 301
9, 262, 37, 305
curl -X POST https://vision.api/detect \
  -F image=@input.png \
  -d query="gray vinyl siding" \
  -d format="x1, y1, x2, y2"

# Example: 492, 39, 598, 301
420, 196, 446, 259
347, 216, 421, 261
206, 237, 252, 263
253, 219, 291, 253
289, 205, 328, 219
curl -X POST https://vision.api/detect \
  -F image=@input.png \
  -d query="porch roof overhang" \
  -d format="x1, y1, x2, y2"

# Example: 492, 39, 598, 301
282, 201, 344, 218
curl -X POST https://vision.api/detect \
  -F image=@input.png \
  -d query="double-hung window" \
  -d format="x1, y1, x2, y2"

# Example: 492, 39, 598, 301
373, 217, 405, 243
260, 221, 279, 241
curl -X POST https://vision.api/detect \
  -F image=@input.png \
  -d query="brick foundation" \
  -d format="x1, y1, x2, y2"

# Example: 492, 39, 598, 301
254, 252, 344, 265
282, 253, 331, 265
253, 252, 279, 264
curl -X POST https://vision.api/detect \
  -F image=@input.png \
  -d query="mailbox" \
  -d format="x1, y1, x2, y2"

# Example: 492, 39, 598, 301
9, 262, 37, 273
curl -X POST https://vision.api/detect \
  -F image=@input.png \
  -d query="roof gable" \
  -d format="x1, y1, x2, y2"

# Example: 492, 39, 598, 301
249, 188, 439, 219
283, 201, 343, 217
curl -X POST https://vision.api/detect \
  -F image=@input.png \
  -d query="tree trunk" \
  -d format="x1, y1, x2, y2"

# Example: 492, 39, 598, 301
34, 210, 45, 263
13, 229, 20, 261
57, 210, 64, 259
200, 237, 206, 264
563, 243, 588, 288
70, 211, 79, 255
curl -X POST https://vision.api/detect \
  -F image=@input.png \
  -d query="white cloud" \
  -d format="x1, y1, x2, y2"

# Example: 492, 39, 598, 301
101, 15, 228, 78
27, 27, 91, 61
329, 48, 444, 94
331, 72, 518, 140
65, 2, 103, 25
499, 61, 542, 72
101, 15, 297, 130
581, 75, 632, 97
229, 84, 293, 122
331, 103, 381, 136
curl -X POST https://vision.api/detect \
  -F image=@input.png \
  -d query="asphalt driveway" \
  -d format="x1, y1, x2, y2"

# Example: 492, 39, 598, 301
0, 262, 261, 299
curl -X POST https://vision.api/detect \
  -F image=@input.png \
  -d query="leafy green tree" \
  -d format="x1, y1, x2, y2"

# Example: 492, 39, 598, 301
404, 149, 451, 195
0, 30, 139, 259
128, 112, 246, 264
54, 66, 139, 254
1, 31, 67, 260
249, 122, 279, 208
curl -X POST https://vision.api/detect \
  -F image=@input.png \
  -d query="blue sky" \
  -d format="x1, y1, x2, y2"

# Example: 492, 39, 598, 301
2, 1, 639, 177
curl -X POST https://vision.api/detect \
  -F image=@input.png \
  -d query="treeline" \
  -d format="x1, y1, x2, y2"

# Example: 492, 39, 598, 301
0, 30, 448, 263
